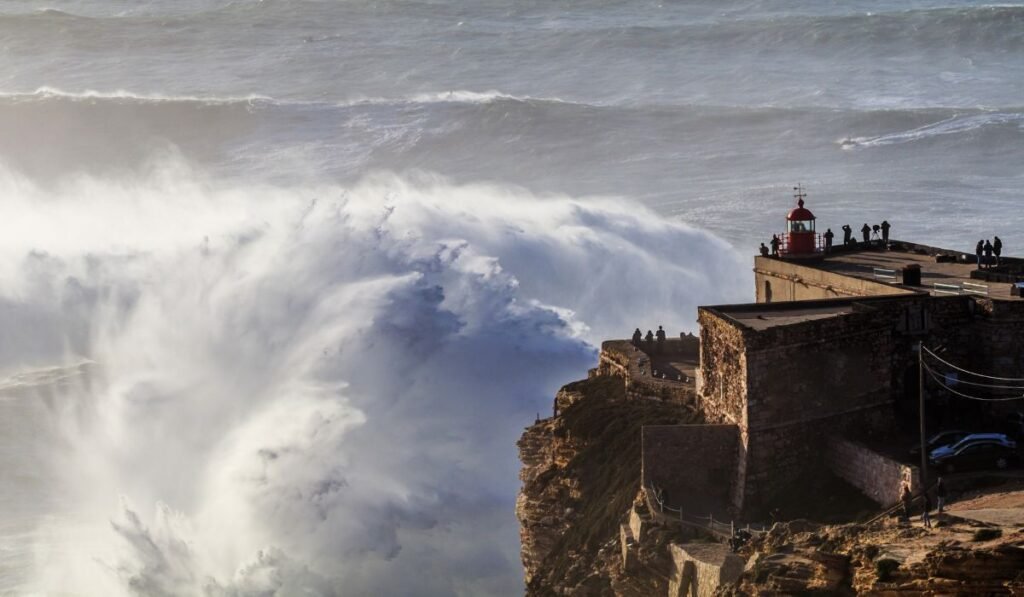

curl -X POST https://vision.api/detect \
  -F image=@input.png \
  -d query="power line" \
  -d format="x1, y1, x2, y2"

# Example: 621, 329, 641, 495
922, 345, 1024, 383
921, 361, 1024, 391
923, 365, 1024, 402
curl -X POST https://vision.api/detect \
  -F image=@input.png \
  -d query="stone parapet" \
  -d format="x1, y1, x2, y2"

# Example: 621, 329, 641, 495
598, 338, 698, 404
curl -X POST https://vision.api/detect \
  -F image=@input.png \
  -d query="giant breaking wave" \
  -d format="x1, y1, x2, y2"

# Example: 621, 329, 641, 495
0, 162, 747, 595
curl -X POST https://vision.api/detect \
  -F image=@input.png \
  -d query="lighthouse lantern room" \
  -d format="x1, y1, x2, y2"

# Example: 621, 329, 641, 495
782, 184, 821, 258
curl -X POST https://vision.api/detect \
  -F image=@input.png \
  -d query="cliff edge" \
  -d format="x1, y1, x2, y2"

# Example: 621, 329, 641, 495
516, 373, 701, 595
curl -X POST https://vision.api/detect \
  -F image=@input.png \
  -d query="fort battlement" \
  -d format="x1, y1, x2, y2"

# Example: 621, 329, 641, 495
597, 337, 699, 404
637, 237, 1024, 520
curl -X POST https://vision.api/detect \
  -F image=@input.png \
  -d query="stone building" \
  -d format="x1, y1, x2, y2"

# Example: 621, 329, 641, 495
643, 195, 1024, 520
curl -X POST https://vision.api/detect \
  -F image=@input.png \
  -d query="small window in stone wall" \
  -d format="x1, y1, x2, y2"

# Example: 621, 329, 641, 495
765, 280, 773, 303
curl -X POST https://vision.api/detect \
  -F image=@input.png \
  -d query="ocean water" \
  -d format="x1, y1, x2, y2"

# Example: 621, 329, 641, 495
0, 1, 1021, 595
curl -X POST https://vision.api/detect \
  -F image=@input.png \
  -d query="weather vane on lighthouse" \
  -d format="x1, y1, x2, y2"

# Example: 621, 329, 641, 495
793, 183, 807, 207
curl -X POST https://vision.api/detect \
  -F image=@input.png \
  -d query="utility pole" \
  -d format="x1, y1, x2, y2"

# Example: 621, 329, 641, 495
919, 341, 928, 488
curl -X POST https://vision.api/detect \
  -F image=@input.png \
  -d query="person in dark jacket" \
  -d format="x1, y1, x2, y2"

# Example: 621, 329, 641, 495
645, 329, 654, 351
861, 223, 871, 243
921, 491, 932, 528
655, 326, 666, 352
900, 482, 913, 521
936, 477, 947, 514
770, 234, 780, 257
760, 242, 770, 257
994, 236, 1003, 266
632, 328, 643, 347
824, 228, 834, 252
842, 224, 852, 246
881, 220, 891, 244
976, 240, 985, 268
984, 240, 994, 267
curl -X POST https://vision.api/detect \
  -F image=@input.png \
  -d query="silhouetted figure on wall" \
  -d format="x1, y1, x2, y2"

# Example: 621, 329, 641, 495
770, 234, 780, 257
842, 224, 852, 246
759, 243, 770, 257
881, 220, 891, 244
823, 228, 834, 252
645, 330, 654, 352
976, 240, 984, 268
861, 223, 871, 244
632, 328, 643, 347
655, 326, 666, 352
994, 236, 1003, 266
984, 240, 994, 267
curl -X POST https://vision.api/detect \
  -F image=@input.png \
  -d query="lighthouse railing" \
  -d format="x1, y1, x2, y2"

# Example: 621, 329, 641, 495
777, 232, 825, 256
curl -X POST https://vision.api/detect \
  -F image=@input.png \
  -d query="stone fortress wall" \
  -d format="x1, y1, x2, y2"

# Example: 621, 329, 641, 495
598, 241, 1024, 527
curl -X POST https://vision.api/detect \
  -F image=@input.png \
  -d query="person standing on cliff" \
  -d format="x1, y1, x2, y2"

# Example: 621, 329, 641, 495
632, 328, 643, 347
976, 240, 985, 269
861, 223, 871, 244
900, 482, 912, 521
881, 220, 891, 245
936, 477, 947, 514
645, 330, 654, 352
994, 236, 1003, 267
770, 234, 780, 257
655, 326, 666, 353
842, 224, 852, 246
759, 242, 770, 257
921, 491, 932, 528
984, 240, 994, 268
824, 228, 834, 252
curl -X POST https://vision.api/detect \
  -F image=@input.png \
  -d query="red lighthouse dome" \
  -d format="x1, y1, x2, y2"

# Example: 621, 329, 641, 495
781, 185, 821, 258
787, 198, 815, 223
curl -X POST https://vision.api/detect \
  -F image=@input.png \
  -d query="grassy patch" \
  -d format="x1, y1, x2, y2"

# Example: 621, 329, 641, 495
971, 528, 1002, 542
875, 557, 900, 581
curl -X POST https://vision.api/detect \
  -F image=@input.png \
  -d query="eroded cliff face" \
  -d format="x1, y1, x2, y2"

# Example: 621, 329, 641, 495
516, 375, 699, 595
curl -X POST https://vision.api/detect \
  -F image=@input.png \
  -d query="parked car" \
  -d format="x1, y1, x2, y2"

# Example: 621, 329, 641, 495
909, 430, 971, 457
929, 433, 1016, 461
931, 442, 1019, 474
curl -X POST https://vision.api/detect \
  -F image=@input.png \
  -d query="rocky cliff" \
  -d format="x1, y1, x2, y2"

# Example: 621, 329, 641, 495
723, 508, 1024, 595
517, 368, 1024, 596
516, 374, 700, 595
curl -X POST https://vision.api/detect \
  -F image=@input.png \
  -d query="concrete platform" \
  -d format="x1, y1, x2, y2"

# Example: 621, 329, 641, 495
816, 245, 1021, 301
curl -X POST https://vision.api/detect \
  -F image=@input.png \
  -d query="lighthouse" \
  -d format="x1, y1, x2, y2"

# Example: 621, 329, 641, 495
781, 184, 821, 258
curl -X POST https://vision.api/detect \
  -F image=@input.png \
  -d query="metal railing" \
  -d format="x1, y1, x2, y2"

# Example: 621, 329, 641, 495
961, 282, 989, 296
864, 483, 938, 526
775, 233, 825, 256
931, 282, 990, 296
645, 484, 765, 540
873, 267, 898, 281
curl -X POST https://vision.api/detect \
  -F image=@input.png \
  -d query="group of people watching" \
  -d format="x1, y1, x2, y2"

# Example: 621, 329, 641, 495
900, 477, 948, 529
632, 326, 668, 352
975, 236, 1003, 268
759, 221, 892, 257
836, 220, 892, 249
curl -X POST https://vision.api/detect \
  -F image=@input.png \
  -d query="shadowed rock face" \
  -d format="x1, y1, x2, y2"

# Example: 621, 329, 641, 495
516, 375, 700, 595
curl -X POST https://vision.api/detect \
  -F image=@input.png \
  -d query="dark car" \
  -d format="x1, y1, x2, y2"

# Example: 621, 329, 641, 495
910, 429, 971, 457
930, 439, 1020, 474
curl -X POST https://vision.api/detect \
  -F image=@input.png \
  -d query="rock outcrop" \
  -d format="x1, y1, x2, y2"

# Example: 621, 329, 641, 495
516, 375, 699, 595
